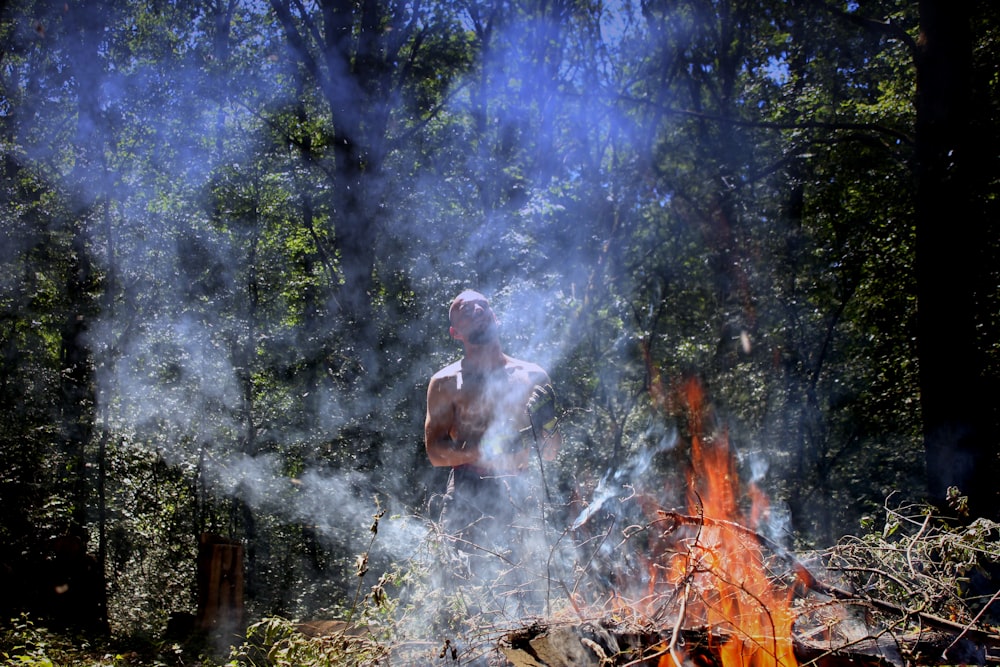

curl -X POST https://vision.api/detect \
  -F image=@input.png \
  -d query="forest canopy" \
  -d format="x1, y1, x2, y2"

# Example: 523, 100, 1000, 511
0, 0, 998, 648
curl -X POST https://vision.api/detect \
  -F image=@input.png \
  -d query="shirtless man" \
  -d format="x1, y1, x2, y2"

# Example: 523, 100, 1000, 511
425, 290, 560, 546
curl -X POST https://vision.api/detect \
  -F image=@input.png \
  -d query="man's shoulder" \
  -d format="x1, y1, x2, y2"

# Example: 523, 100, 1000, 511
430, 359, 463, 381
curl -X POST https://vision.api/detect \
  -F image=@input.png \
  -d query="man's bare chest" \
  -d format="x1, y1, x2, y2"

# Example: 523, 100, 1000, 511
453, 369, 535, 430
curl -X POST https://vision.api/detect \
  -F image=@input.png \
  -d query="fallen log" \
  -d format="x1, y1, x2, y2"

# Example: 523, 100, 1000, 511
296, 619, 367, 638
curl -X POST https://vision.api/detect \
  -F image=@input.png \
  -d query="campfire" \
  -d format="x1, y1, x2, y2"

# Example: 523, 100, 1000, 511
260, 376, 1000, 667
499, 377, 1000, 667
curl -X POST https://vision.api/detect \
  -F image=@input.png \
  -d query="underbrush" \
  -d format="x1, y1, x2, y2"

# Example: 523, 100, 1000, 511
228, 618, 390, 667
8, 493, 996, 667
0, 614, 228, 667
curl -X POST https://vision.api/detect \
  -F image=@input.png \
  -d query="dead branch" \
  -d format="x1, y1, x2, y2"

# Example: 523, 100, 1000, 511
653, 511, 1000, 649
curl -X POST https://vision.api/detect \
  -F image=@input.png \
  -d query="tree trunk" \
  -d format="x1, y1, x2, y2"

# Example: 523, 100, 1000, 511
914, 2, 999, 519
60, 0, 110, 632
196, 533, 245, 636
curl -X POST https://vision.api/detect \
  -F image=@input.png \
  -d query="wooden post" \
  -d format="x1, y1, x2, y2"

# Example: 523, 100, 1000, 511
196, 533, 244, 636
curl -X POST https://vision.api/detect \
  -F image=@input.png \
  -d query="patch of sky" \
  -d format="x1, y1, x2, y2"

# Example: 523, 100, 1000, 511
765, 56, 790, 85
599, 0, 642, 47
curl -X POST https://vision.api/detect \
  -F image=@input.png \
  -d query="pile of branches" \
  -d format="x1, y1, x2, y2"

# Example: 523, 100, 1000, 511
502, 496, 1000, 667
809, 495, 1000, 664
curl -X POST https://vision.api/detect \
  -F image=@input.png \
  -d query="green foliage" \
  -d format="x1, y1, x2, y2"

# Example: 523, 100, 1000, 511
0, 0, 998, 650
229, 617, 388, 667
0, 612, 239, 666
1, 616, 59, 667
1, 615, 115, 667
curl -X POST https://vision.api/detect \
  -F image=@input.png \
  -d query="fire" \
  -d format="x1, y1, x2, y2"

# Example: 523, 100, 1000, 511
654, 377, 797, 667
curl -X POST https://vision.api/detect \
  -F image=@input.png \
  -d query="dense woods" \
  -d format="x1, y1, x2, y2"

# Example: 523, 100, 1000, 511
1, 0, 998, 660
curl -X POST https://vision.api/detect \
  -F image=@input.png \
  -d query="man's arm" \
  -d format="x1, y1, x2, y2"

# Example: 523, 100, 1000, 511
425, 375, 531, 471
425, 377, 479, 468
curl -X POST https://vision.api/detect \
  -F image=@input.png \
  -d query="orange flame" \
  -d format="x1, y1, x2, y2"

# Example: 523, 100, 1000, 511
661, 376, 797, 667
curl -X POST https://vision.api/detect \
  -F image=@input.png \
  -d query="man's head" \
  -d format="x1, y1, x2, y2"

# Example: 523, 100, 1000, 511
449, 290, 500, 346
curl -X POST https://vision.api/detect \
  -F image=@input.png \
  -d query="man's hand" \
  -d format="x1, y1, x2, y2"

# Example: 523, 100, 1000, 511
526, 383, 558, 438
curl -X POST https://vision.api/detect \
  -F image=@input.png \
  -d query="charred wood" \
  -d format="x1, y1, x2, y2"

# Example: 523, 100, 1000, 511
501, 620, 998, 667
501, 620, 714, 667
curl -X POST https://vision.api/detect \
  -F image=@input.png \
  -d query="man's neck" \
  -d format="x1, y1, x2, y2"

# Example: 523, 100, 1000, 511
461, 342, 506, 374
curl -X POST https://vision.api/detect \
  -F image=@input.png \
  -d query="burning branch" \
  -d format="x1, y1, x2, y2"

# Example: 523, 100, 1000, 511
654, 510, 1000, 648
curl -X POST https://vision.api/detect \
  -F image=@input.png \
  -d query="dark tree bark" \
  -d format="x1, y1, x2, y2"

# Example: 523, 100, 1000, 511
915, 2, 999, 519
58, 0, 113, 634
268, 0, 392, 356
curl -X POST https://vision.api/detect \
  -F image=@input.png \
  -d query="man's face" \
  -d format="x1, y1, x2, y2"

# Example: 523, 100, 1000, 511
450, 292, 499, 345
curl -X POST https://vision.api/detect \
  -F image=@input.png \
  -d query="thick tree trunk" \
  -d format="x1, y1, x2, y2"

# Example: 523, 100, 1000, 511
915, 1, 999, 519
196, 533, 245, 636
